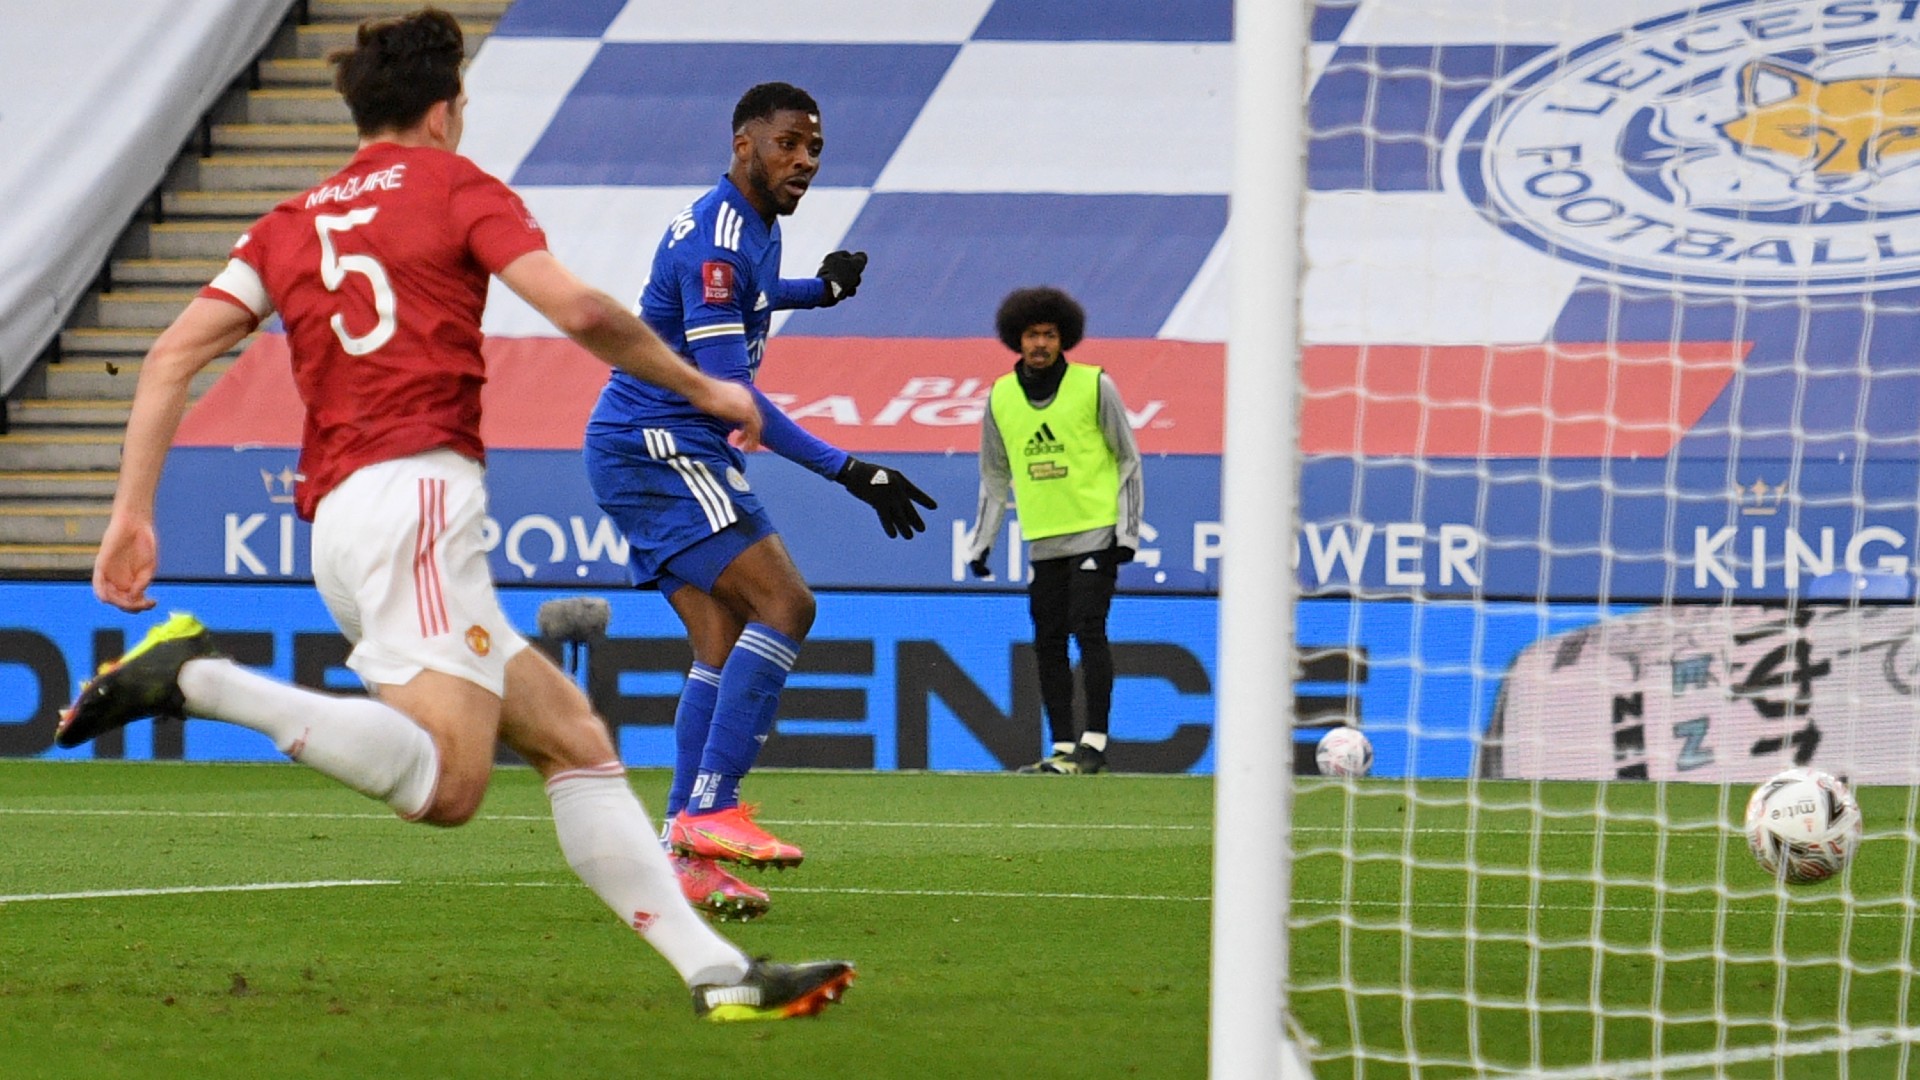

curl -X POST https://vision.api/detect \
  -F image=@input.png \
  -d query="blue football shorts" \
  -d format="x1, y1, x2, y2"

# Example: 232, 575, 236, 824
584, 419, 777, 594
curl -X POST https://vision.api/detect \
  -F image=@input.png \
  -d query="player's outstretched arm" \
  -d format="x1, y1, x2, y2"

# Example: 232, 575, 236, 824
98, 297, 258, 611
734, 382, 936, 538
837, 457, 939, 540
498, 251, 762, 449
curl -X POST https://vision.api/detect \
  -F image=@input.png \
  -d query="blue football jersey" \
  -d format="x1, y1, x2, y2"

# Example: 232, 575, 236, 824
595, 176, 787, 430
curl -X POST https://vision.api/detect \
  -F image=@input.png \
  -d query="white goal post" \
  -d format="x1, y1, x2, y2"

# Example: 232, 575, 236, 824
1211, 0, 1310, 1077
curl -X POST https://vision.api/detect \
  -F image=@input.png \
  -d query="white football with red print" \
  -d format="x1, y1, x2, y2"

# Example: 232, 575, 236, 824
1745, 768, 1863, 885
1315, 727, 1373, 778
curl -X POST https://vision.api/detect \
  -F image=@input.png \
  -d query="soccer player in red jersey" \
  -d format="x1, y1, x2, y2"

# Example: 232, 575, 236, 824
58, 9, 851, 1022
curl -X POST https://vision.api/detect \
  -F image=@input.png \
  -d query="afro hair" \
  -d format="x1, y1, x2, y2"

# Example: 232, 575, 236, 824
994, 287, 1086, 353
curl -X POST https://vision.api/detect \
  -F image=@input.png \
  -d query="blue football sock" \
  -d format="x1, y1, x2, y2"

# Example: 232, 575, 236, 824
691, 623, 798, 813
666, 662, 721, 820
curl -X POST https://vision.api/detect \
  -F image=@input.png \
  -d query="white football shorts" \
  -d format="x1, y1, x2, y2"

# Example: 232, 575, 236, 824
310, 448, 528, 697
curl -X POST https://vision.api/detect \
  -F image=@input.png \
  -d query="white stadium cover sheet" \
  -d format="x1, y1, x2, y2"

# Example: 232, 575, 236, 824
0, 0, 289, 394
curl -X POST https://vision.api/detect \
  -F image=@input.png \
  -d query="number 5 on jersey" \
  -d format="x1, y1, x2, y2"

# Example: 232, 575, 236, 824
316, 208, 397, 355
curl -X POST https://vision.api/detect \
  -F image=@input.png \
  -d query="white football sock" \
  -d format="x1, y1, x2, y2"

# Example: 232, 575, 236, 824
546, 765, 749, 987
177, 657, 438, 818
1080, 731, 1109, 752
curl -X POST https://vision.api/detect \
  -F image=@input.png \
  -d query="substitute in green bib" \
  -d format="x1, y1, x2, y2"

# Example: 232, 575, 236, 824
964, 287, 1144, 774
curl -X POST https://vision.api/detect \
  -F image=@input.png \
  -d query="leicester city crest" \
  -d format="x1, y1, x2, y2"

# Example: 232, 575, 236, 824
1452, 0, 1920, 292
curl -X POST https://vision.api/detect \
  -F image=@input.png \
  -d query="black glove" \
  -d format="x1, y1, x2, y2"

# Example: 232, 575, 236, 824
836, 456, 938, 539
817, 250, 867, 306
968, 551, 993, 579
1109, 544, 1136, 566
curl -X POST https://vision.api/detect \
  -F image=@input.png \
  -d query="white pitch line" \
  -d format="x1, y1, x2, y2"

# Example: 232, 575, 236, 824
0, 880, 399, 904
0, 806, 1206, 832
427, 881, 1210, 903
0, 807, 406, 821
757, 885, 1210, 903
10, 805, 1909, 852
1523, 1024, 1920, 1079
783, 818, 1207, 832
0, 805, 1734, 837
7, 877, 1907, 913
1, 877, 1209, 906
0, 806, 1784, 838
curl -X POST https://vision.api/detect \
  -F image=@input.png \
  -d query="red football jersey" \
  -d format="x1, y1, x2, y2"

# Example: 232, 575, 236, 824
199, 143, 547, 519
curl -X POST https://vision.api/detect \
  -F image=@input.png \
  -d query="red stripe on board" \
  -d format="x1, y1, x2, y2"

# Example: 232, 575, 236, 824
175, 335, 1227, 454
176, 335, 1753, 459
1301, 342, 1751, 457
752, 337, 1223, 454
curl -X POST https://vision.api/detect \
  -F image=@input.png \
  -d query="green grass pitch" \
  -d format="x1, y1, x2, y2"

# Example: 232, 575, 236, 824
2, 763, 1914, 1078
0, 762, 1211, 1080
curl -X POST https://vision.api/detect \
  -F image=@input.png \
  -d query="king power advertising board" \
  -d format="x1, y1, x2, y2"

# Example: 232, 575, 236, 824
162, 339, 1920, 603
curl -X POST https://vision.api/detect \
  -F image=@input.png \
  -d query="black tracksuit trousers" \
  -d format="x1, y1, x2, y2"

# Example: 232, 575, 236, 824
1028, 553, 1118, 746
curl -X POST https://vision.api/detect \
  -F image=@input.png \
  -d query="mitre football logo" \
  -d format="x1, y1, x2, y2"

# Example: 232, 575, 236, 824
1453, 0, 1920, 293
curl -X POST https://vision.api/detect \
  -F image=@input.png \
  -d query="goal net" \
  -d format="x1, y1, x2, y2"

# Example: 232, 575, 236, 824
1281, 0, 1920, 1074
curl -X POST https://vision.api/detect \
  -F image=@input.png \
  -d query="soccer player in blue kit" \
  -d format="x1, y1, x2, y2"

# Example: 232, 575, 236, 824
584, 82, 936, 920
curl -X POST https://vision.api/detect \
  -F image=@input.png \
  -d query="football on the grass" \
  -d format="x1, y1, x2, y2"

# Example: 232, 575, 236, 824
1315, 727, 1373, 778
1744, 768, 1863, 885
